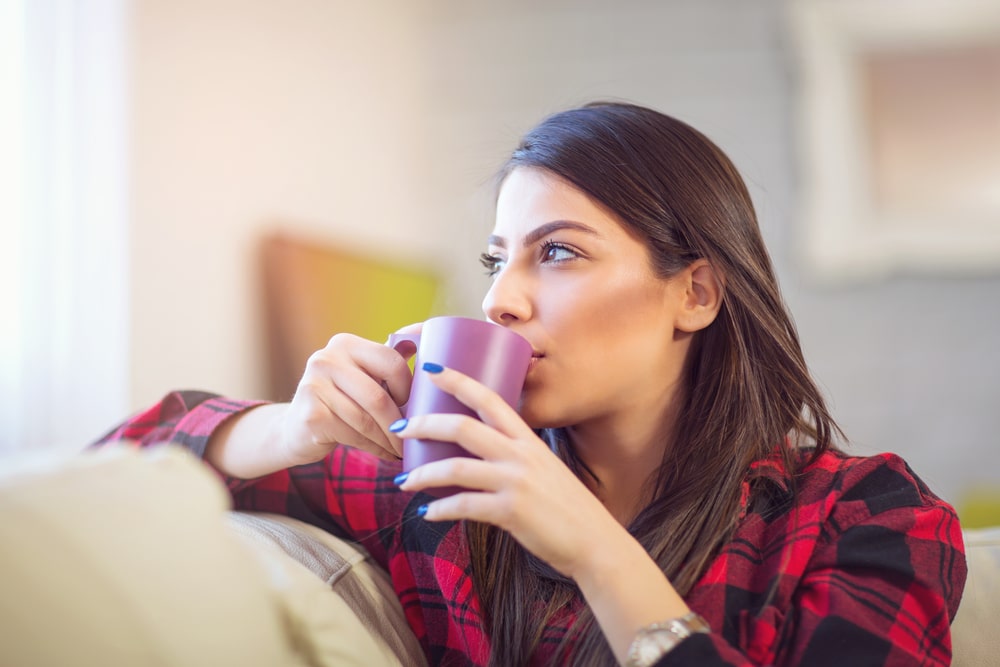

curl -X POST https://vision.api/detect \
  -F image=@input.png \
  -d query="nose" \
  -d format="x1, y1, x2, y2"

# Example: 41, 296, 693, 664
482, 264, 532, 325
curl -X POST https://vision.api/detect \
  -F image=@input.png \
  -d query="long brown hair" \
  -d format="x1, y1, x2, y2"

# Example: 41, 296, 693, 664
467, 102, 840, 666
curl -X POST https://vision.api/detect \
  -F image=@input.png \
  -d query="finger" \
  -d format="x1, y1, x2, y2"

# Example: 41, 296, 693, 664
393, 413, 508, 461
419, 365, 529, 438
332, 360, 407, 426
399, 456, 504, 494
293, 392, 400, 460
418, 491, 513, 527
324, 333, 415, 408
313, 376, 402, 456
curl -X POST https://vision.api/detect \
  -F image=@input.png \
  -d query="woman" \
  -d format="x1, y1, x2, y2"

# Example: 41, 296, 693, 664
101, 102, 965, 666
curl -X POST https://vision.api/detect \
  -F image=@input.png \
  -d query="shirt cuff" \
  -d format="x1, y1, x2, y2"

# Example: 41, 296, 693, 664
169, 395, 268, 459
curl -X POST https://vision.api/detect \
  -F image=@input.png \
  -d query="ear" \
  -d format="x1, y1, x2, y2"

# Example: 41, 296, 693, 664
674, 259, 723, 333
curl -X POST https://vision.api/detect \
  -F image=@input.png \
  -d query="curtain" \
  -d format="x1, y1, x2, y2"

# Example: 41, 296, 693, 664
0, 0, 129, 454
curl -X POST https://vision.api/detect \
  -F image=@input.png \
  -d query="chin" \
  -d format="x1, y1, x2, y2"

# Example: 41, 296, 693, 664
515, 395, 567, 431
515, 394, 544, 429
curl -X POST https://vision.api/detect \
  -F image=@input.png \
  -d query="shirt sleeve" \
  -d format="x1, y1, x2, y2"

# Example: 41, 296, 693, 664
656, 456, 966, 667
93, 390, 408, 568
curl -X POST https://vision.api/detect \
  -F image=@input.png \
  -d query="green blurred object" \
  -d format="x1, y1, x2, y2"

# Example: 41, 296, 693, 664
958, 488, 1000, 529
260, 232, 442, 401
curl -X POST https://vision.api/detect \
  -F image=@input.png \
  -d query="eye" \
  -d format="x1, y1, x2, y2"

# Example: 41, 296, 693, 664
540, 241, 578, 264
479, 252, 505, 277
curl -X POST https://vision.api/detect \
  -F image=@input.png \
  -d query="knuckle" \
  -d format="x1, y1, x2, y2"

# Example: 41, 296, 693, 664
303, 350, 338, 379
356, 410, 382, 439
293, 380, 331, 409
311, 334, 358, 365
296, 377, 324, 397
305, 348, 326, 366
447, 457, 471, 478
362, 383, 394, 412
451, 494, 474, 517
386, 350, 411, 375
326, 332, 358, 349
495, 494, 517, 523
454, 417, 478, 441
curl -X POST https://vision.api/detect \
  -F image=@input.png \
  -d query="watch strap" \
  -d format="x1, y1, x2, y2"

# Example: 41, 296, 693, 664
625, 611, 710, 667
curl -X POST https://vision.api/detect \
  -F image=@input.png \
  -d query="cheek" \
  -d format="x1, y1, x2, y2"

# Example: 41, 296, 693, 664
540, 273, 668, 344
535, 283, 587, 331
592, 275, 669, 333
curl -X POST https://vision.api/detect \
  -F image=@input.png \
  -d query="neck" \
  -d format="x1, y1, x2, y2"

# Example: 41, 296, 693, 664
565, 385, 684, 525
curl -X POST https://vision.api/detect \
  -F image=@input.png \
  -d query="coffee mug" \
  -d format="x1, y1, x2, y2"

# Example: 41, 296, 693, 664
388, 316, 532, 475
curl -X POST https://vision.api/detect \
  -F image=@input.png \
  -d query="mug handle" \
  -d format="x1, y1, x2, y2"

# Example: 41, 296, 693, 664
386, 331, 420, 356
385, 332, 421, 414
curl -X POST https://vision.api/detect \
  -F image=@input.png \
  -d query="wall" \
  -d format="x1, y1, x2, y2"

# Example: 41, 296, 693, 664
130, 0, 440, 407
129, 0, 1000, 504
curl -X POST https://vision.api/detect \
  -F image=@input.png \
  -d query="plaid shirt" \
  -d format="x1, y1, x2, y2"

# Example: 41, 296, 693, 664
98, 391, 966, 666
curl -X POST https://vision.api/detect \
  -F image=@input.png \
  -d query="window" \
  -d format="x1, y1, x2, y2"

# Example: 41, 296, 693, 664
0, 0, 129, 454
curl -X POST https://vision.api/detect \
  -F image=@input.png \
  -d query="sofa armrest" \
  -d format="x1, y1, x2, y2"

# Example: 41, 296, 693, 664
951, 528, 1000, 667
226, 512, 426, 667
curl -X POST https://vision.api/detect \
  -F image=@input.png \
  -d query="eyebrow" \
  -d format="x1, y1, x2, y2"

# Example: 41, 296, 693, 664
487, 220, 600, 249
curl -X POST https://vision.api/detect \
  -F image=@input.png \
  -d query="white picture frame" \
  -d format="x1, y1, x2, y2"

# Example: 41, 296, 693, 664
788, 0, 1000, 282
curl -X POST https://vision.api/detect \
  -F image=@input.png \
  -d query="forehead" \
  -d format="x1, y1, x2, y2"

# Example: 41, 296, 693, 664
492, 167, 626, 241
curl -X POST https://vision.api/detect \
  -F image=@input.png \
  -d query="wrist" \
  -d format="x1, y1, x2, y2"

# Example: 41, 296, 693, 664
570, 522, 692, 663
206, 402, 292, 478
570, 519, 654, 592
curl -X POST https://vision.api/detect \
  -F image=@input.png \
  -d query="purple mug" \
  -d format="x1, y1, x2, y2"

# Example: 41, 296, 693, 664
388, 316, 532, 477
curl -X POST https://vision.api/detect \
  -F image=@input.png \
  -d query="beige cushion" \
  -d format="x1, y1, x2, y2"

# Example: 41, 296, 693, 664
0, 444, 424, 667
952, 528, 1000, 667
0, 444, 296, 666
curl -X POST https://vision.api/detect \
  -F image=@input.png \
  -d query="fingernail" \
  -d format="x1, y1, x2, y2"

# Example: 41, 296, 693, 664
392, 472, 408, 486
389, 418, 408, 433
416, 504, 429, 518
422, 362, 444, 374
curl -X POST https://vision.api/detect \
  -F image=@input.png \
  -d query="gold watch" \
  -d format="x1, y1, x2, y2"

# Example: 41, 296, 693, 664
625, 611, 710, 667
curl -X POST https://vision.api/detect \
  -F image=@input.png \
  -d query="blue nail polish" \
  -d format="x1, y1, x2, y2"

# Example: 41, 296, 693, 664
422, 362, 444, 374
416, 504, 429, 518
389, 418, 408, 433
393, 472, 408, 486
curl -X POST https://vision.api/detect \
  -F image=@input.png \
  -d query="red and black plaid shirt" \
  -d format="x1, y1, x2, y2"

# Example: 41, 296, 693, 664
98, 391, 966, 666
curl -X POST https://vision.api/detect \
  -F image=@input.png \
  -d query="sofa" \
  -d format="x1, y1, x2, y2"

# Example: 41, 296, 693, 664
0, 444, 996, 666
0, 444, 424, 666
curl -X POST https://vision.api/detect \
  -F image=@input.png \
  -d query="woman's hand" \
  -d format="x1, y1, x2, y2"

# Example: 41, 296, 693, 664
392, 364, 693, 662
279, 325, 421, 466
391, 363, 623, 580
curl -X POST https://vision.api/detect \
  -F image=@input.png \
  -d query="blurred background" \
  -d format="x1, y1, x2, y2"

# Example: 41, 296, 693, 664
2, 0, 998, 518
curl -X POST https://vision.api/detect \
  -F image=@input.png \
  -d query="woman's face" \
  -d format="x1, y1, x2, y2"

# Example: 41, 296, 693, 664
482, 167, 695, 431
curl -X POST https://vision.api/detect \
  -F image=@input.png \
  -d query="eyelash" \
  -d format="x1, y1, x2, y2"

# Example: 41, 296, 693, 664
479, 240, 580, 278
539, 240, 577, 263
479, 252, 502, 277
